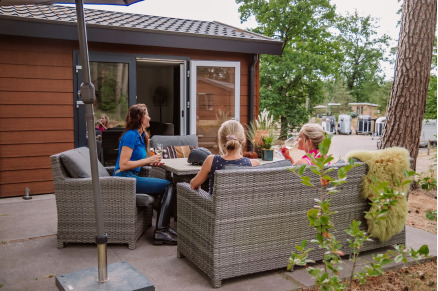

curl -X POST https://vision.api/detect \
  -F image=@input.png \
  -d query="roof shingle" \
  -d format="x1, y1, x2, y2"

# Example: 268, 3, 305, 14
0, 4, 278, 43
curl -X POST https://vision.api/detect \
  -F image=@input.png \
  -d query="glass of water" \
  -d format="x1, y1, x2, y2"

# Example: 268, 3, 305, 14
155, 144, 164, 156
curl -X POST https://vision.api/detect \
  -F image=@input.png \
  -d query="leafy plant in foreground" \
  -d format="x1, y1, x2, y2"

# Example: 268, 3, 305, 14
286, 134, 429, 290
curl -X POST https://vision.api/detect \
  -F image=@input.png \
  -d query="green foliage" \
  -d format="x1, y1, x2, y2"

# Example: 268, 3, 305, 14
237, 0, 341, 136
336, 12, 391, 102
286, 134, 429, 290
322, 79, 354, 114
418, 174, 437, 192
246, 109, 278, 154
366, 171, 414, 223
96, 75, 124, 112
425, 210, 437, 221
260, 132, 276, 149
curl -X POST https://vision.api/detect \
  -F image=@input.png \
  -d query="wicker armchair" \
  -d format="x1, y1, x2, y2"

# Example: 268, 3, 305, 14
176, 162, 406, 287
50, 149, 153, 250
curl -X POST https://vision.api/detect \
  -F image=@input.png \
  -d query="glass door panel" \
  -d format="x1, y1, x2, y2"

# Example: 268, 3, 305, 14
91, 62, 129, 129
190, 61, 240, 153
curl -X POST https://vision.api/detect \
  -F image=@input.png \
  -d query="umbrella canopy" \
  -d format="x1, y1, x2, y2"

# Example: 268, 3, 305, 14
0, 0, 142, 5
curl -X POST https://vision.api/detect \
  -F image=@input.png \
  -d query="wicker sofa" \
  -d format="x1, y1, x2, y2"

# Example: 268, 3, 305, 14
50, 147, 154, 250
176, 161, 406, 287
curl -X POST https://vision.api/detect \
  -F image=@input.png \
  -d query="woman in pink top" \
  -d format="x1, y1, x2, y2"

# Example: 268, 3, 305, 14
281, 123, 326, 165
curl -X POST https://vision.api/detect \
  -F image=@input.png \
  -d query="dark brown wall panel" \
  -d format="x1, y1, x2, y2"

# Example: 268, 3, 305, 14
0, 168, 53, 184
0, 105, 72, 118
0, 49, 72, 67
1, 118, 74, 131
0, 181, 54, 198
0, 130, 72, 145
0, 92, 72, 105
0, 78, 72, 93
0, 156, 52, 171
0, 143, 73, 158
0, 37, 76, 197
0, 64, 71, 79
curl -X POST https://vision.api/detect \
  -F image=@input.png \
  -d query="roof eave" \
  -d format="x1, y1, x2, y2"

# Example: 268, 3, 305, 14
0, 17, 283, 55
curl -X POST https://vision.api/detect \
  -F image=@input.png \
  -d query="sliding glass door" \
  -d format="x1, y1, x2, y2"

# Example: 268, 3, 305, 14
189, 61, 240, 153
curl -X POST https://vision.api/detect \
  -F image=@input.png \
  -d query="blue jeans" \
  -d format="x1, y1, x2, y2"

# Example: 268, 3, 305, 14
113, 170, 171, 194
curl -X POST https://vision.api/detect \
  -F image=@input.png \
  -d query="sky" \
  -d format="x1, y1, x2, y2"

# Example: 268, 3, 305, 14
81, 0, 402, 80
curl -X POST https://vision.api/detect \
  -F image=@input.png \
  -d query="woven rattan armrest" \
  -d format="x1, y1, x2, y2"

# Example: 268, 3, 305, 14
55, 176, 137, 202
177, 183, 214, 214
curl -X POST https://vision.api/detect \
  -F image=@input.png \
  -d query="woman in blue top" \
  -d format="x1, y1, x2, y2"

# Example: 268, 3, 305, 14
113, 103, 176, 245
190, 119, 260, 194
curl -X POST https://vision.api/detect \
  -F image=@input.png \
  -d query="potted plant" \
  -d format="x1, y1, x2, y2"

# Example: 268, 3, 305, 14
260, 132, 276, 161
246, 109, 278, 158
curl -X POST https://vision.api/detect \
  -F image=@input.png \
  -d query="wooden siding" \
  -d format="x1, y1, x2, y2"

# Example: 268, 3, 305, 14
0, 35, 261, 198
0, 36, 74, 197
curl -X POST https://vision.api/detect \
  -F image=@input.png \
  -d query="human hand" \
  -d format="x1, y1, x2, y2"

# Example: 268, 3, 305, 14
151, 161, 165, 166
280, 146, 293, 162
147, 154, 162, 165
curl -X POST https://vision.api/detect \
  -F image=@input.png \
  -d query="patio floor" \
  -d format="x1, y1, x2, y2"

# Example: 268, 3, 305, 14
0, 193, 436, 291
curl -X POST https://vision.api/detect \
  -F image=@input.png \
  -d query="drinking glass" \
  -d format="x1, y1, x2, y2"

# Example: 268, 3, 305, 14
155, 144, 164, 156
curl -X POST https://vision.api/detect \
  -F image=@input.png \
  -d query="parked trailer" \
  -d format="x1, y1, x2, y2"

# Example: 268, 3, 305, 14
337, 114, 352, 135
356, 115, 372, 135
419, 119, 437, 147
375, 116, 387, 136
322, 116, 336, 134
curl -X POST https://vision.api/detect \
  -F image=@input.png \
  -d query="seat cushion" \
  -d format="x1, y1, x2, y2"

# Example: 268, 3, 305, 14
150, 135, 198, 148
60, 147, 110, 178
160, 145, 195, 159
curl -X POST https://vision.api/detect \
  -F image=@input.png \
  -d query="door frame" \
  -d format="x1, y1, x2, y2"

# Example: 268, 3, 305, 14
73, 51, 190, 147
136, 57, 189, 135
189, 60, 241, 134
73, 51, 137, 148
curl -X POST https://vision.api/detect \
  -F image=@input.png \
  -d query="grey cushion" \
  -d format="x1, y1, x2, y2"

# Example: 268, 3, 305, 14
223, 159, 292, 170
136, 194, 155, 207
60, 147, 110, 178
150, 135, 198, 148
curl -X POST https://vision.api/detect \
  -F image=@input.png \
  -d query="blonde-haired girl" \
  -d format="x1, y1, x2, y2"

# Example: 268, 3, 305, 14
281, 123, 327, 165
190, 119, 260, 194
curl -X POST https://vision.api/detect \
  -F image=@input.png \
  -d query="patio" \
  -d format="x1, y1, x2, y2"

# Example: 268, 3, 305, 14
0, 135, 436, 290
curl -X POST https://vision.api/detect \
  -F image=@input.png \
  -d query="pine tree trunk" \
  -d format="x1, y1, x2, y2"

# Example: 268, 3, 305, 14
379, 0, 437, 170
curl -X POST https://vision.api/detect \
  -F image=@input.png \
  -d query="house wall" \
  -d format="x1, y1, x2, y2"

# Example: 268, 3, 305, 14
0, 35, 259, 198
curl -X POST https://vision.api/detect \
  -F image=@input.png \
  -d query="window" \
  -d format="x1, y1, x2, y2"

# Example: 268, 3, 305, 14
190, 61, 240, 152
91, 62, 129, 128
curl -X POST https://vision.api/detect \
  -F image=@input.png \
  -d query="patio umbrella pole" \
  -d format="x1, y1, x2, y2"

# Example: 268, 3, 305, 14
75, 0, 108, 283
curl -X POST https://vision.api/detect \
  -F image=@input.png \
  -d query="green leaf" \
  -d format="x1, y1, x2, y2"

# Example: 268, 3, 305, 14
301, 176, 314, 187
298, 165, 307, 176
418, 245, 430, 256
324, 168, 336, 174
310, 166, 321, 176
337, 167, 346, 179
324, 156, 334, 165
